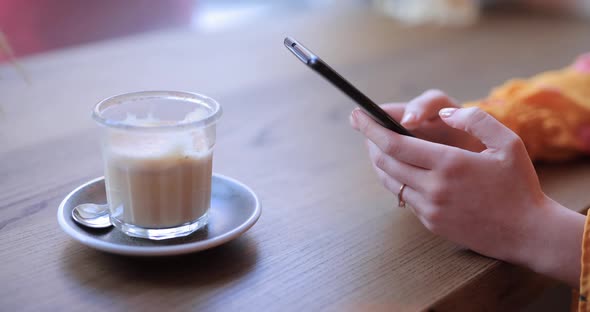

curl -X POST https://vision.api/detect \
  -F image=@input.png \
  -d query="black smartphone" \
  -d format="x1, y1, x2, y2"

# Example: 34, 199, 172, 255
284, 37, 414, 137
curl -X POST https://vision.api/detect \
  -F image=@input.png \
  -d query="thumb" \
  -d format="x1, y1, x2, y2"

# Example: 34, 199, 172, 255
401, 89, 458, 129
439, 107, 519, 151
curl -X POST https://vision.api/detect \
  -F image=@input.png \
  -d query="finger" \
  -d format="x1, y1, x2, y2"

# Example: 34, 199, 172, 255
367, 140, 429, 193
377, 102, 406, 121
353, 109, 458, 169
371, 163, 438, 222
372, 166, 439, 225
400, 89, 459, 129
439, 107, 521, 152
371, 164, 422, 209
350, 104, 405, 131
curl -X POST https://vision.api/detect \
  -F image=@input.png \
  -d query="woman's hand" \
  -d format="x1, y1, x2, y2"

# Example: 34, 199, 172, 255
377, 90, 485, 153
350, 91, 585, 288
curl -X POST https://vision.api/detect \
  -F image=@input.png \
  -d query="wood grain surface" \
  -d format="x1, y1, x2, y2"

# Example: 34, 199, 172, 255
1, 8, 590, 312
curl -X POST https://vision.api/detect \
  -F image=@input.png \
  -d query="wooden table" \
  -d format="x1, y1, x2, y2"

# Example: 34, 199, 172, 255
2, 7, 590, 311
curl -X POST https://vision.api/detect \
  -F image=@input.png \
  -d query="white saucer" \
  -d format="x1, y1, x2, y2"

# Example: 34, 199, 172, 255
57, 174, 261, 256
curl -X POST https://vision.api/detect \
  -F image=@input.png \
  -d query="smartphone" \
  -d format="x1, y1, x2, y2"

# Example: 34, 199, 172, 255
284, 37, 414, 137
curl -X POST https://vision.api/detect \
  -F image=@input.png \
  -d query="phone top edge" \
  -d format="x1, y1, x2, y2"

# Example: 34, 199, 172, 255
284, 37, 318, 65
283, 37, 414, 137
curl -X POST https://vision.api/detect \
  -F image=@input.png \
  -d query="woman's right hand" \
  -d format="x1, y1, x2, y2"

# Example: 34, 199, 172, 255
351, 92, 586, 288
380, 89, 485, 153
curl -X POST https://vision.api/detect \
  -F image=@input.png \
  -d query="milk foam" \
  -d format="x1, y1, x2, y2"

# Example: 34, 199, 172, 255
108, 109, 212, 161
103, 109, 214, 228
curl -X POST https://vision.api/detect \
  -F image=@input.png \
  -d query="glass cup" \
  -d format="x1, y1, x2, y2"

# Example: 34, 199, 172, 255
92, 91, 222, 240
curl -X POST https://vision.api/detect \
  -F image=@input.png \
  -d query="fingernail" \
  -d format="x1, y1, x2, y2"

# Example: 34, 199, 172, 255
401, 112, 415, 125
439, 108, 458, 118
350, 108, 361, 128
349, 113, 356, 127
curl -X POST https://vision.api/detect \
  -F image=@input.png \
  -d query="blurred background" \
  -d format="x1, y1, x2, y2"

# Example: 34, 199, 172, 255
1, 0, 589, 62
0, 1, 588, 310
1, 0, 589, 160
